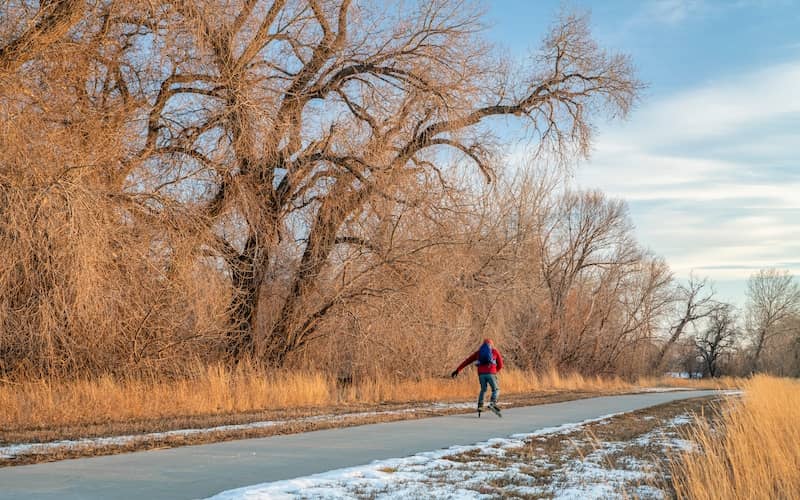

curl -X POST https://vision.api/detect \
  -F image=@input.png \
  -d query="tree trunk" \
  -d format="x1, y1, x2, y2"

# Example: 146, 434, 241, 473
750, 328, 767, 374
653, 317, 689, 371
226, 234, 267, 362
266, 183, 371, 365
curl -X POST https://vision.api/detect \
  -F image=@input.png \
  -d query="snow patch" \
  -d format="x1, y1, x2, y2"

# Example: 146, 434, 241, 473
637, 387, 693, 392
669, 414, 693, 426
206, 413, 625, 500
633, 412, 698, 454
207, 406, 712, 499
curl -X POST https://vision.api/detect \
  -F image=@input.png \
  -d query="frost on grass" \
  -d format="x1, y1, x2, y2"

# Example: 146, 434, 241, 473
208, 408, 705, 500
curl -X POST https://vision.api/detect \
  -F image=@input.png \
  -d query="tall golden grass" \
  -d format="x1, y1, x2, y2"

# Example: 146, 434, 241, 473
637, 374, 740, 390
0, 364, 699, 431
671, 375, 800, 500
0, 364, 742, 432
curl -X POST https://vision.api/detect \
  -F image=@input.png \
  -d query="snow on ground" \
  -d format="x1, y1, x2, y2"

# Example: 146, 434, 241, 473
636, 387, 693, 392
0, 402, 476, 459
208, 408, 705, 500
205, 411, 671, 500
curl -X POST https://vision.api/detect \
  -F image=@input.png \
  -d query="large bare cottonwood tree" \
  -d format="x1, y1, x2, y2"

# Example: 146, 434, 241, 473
134, 1, 639, 364
1, 0, 640, 372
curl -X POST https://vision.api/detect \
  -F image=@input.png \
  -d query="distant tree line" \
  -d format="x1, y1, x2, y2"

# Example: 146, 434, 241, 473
662, 269, 800, 378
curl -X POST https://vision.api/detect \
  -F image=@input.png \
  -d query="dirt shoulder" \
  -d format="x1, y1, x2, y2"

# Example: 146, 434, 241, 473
435, 395, 723, 499
0, 389, 669, 467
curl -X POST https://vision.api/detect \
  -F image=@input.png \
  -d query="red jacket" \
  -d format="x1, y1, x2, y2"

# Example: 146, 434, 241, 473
455, 347, 503, 375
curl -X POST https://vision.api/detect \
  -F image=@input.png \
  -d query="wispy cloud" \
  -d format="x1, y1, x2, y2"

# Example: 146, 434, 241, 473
569, 59, 800, 299
635, 62, 800, 142
642, 0, 707, 25
630, 0, 796, 27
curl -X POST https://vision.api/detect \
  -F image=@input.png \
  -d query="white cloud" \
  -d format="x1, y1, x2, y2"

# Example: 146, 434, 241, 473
636, 62, 800, 142
632, 0, 793, 27
571, 59, 800, 298
643, 0, 707, 24
580, 148, 733, 190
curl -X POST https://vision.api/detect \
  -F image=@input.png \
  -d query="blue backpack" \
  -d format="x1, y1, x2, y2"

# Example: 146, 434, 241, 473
477, 342, 495, 366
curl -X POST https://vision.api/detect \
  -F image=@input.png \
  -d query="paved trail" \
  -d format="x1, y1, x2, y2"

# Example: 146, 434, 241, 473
0, 390, 718, 499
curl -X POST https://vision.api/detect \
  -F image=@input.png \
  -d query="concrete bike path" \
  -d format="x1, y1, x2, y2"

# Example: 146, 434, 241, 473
0, 390, 719, 499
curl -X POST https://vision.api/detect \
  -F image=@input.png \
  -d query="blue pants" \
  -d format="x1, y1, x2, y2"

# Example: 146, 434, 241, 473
478, 373, 499, 407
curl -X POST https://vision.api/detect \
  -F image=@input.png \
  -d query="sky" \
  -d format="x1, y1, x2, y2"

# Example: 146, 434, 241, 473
486, 0, 800, 305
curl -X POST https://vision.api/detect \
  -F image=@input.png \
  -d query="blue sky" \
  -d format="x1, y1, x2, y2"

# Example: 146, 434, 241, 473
486, 0, 800, 305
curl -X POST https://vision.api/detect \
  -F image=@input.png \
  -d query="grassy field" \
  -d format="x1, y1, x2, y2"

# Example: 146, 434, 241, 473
670, 375, 800, 500
0, 364, 736, 431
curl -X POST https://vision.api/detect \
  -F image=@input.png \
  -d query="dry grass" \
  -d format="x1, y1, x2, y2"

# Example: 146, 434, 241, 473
636, 375, 741, 390
339, 369, 637, 406
1, 364, 329, 431
670, 375, 800, 500
0, 364, 734, 433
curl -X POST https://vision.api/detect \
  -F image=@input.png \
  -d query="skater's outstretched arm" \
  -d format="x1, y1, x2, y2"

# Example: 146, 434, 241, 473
451, 351, 478, 377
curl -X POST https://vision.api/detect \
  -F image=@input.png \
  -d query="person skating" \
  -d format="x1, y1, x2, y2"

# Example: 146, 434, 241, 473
451, 338, 504, 415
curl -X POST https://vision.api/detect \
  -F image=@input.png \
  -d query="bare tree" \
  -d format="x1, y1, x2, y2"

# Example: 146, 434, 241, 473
695, 303, 738, 377
0, 1, 641, 376
745, 268, 800, 373
653, 275, 720, 371
125, 3, 640, 364
590, 255, 674, 376
536, 190, 641, 367
0, 0, 86, 74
